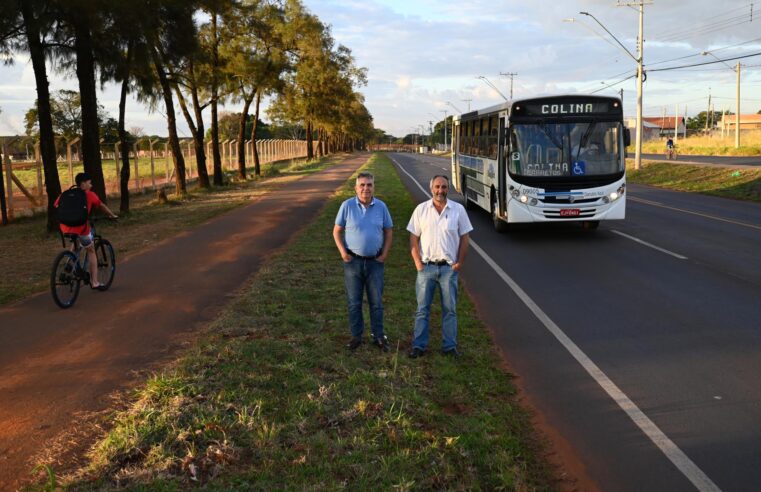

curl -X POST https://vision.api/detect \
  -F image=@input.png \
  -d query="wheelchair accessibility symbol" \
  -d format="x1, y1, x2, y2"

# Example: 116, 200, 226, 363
572, 161, 586, 176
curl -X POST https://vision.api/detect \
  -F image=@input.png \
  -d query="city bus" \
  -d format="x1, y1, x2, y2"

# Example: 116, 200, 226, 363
451, 95, 629, 231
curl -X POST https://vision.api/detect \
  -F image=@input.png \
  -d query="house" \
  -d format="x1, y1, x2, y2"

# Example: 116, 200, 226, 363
719, 113, 761, 131
624, 118, 662, 141
641, 116, 687, 137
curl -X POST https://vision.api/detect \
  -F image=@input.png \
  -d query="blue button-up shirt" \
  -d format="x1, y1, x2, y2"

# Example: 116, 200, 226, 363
335, 197, 393, 257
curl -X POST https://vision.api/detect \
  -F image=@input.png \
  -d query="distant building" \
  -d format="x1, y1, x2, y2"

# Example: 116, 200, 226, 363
719, 113, 761, 131
624, 118, 662, 142
641, 116, 687, 137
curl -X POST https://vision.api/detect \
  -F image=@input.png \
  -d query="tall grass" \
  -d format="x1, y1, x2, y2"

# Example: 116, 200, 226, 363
639, 130, 761, 156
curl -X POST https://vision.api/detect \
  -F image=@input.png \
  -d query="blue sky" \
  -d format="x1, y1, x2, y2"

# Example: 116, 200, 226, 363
2, 0, 760, 138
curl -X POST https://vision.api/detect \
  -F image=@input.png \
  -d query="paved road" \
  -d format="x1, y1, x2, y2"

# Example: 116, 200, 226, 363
641, 153, 761, 167
0, 154, 367, 491
391, 152, 761, 492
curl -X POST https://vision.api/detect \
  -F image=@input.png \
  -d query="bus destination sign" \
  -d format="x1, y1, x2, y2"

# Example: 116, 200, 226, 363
514, 100, 615, 117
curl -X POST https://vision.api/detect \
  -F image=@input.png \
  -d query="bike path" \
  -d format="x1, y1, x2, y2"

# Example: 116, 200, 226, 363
0, 154, 368, 491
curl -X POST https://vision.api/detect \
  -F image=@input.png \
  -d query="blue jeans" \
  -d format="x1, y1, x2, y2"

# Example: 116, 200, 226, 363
343, 258, 385, 340
412, 264, 458, 351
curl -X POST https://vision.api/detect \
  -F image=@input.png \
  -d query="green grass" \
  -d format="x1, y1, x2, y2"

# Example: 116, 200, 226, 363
0, 156, 338, 307
627, 161, 761, 202
60, 153, 552, 490
638, 130, 761, 156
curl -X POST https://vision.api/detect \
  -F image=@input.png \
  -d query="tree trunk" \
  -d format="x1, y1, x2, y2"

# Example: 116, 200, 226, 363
118, 63, 131, 214
251, 91, 261, 177
72, 14, 106, 201
174, 79, 210, 188
188, 65, 210, 188
306, 120, 314, 160
152, 47, 186, 195
20, 2, 62, 232
210, 12, 223, 186
237, 93, 253, 180
317, 129, 324, 158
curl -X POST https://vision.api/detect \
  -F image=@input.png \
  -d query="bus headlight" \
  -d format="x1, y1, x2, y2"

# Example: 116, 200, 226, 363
609, 184, 626, 202
529, 198, 538, 206
520, 195, 529, 203
511, 189, 520, 198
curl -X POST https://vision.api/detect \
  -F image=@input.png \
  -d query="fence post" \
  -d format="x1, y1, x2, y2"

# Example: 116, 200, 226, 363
67, 137, 80, 186
34, 142, 42, 198
149, 139, 157, 189
165, 142, 171, 183
185, 140, 193, 178
2, 140, 14, 220
132, 142, 140, 192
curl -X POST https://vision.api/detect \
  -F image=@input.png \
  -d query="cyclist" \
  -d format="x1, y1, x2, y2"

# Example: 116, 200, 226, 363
666, 137, 675, 158
55, 172, 118, 290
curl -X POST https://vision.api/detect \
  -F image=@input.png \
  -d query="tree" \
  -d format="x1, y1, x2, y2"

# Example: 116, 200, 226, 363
55, 0, 108, 201
223, 0, 288, 178
14, 0, 63, 231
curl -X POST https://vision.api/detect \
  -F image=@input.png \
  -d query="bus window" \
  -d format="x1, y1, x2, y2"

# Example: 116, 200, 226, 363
489, 116, 499, 159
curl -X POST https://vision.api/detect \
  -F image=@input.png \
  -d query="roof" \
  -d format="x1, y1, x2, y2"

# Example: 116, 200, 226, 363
642, 117, 686, 128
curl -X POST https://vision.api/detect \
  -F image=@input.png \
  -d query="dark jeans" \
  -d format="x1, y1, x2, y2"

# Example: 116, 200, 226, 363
343, 257, 385, 340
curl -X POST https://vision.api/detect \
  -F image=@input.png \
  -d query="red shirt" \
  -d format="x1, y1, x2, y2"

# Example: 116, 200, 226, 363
55, 190, 103, 235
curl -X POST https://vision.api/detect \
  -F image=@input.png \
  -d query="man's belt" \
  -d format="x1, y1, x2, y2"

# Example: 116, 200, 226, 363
424, 260, 449, 266
347, 249, 379, 260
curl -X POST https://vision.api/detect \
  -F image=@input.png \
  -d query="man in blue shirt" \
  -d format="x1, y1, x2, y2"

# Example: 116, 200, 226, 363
333, 172, 393, 351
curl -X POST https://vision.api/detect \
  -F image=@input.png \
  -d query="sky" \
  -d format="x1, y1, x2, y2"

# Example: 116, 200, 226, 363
1, 0, 761, 139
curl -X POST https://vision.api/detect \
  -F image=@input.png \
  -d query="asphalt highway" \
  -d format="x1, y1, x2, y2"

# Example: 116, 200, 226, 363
390, 152, 761, 492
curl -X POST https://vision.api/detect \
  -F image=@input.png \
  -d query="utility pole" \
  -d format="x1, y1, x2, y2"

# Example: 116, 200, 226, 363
462, 99, 472, 112
705, 88, 711, 133
440, 110, 449, 151
604, 1, 650, 170
736, 61, 741, 148
500, 72, 518, 99
674, 104, 678, 142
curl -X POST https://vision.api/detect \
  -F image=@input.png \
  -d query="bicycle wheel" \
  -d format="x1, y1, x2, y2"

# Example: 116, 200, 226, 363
51, 250, 81, 308
95, 239, 116, 290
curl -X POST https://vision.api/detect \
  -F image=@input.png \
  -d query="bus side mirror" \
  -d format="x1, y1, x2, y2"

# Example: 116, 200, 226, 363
624, 128, 631, 147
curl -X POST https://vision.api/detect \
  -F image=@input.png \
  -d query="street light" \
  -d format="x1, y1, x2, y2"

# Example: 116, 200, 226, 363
446, 101, 462, 113
476, 75, 508, 101
702, 51, 741, 148
578, 9, 646, 170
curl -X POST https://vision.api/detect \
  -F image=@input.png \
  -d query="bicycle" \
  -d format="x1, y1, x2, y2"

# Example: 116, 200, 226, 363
50, 217, 117, 308
665, 145, 678, 160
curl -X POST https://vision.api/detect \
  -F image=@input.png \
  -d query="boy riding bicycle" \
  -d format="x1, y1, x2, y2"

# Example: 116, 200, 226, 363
55, 172, 118, 289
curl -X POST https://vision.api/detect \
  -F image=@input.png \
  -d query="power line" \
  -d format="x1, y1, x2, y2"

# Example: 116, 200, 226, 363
648, 50, 761, 72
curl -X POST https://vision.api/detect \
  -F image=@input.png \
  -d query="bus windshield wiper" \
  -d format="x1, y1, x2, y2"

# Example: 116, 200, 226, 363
575, 122, 597, 160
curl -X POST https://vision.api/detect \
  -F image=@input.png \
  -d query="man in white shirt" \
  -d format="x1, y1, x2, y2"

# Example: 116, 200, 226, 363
406, 175, 473, 358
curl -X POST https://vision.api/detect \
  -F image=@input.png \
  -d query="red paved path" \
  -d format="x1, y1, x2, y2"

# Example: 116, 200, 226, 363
0, 154, 367, 490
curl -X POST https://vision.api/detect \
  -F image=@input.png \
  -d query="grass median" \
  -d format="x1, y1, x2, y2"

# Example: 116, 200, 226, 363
626, 160, 761, 202
0, 156, 337, 307
61, 153, 552, 490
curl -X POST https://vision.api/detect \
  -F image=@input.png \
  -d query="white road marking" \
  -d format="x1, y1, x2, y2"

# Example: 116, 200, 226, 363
611, 230, 688, 260
389, 154, 721, 492
629, 195, 761, 231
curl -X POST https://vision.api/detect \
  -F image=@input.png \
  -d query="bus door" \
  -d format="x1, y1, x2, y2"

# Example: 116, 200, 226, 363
452, 120, 460, 190
497, 116, 506, 216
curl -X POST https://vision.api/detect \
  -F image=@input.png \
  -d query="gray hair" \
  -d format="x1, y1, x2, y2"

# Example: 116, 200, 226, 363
356, 172, 374, 184
429, 174, 449, 188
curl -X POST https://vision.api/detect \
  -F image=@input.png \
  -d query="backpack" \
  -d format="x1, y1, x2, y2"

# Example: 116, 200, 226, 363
57, 186, 89, 227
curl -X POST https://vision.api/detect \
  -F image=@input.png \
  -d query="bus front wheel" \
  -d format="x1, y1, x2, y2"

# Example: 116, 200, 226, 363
491, 195, 509, 233
582, 220, 599, 230
462, 175, 474, 210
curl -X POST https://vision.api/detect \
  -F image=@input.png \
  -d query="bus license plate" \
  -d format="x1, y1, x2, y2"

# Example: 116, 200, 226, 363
560, 209, 580, 217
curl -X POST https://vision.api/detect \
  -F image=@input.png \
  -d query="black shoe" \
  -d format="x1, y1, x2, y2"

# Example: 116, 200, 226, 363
408, 347, 425, 359
373, 335, 390, 352
442, 348, 461, 358
345, 337, 362, 350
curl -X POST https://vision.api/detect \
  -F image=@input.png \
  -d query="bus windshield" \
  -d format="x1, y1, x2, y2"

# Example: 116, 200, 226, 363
509, 122, 622, 177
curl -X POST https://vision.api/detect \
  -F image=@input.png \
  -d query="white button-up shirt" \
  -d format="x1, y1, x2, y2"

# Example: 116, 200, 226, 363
406, 199, 473, 264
